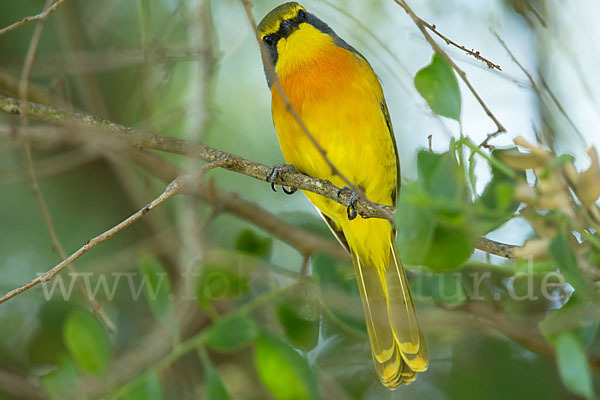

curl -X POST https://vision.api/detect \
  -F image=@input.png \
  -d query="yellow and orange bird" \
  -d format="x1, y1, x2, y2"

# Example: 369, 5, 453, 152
257, 2, 428, 388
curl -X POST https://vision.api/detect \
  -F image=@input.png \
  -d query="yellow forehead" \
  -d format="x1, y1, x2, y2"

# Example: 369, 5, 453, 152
257, 2, 305, 38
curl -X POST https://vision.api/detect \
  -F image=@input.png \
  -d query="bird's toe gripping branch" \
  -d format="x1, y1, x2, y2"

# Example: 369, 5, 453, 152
337, 186, 359, 220
266, 163, 299, 195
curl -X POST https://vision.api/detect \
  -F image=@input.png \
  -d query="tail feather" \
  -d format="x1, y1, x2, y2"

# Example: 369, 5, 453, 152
352, 241, 428, 389
387, 241, 429, 371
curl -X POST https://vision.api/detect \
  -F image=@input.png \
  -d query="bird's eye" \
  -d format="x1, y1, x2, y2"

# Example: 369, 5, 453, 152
263, 35, 274, 46
298, 9, 306, 19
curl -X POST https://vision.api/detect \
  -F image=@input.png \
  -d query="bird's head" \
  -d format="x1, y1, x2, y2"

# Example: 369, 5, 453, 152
257, 2, 357, 86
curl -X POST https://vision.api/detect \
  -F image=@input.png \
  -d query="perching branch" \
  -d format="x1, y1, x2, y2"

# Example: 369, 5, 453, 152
0, 135, 349, 305
0, 94, 521, 261
0, 94, 394, 221
114, 140, 350, 260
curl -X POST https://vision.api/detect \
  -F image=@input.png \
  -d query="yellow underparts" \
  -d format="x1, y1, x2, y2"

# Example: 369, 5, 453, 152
269, 21, 429, 388
272, 23, 398, 272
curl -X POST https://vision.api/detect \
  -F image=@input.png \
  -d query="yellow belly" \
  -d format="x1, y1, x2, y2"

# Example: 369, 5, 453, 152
271, 45, 398, 270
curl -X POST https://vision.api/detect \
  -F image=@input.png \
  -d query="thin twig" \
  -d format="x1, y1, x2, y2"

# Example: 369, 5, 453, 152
393, 0, 506, 146
493, 30, 586, 145
425, 23, 501, 71
0, 160, 228, 306
0, 0, 67, 36
537, 73, 586, 145
493, 31, 538, 91
16, 0, 115, 331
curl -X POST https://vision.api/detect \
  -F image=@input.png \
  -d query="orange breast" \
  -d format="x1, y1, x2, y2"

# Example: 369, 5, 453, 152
271, 44, 397, 206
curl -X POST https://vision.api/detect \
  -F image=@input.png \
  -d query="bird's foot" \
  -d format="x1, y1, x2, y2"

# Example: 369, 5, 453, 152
337, 186, 360, 220
266, 163, 299, 195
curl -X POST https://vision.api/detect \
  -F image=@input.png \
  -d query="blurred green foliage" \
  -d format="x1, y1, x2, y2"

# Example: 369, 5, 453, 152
0, 1, 599, 400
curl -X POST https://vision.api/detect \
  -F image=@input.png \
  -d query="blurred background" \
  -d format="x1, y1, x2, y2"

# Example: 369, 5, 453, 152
0, 0, 599, 399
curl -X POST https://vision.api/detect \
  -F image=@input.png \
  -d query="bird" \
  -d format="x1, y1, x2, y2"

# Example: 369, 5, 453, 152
256, 2, 428, 388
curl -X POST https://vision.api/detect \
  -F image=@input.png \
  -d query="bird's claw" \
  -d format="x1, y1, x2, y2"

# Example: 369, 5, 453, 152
266, 163, 298, 195
337, 186, 359, 220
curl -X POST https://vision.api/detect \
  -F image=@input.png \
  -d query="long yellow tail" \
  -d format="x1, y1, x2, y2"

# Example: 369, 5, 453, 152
352, 241, 429, 388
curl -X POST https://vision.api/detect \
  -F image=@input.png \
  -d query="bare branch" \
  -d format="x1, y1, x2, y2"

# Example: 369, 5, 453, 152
97, 140, 351, 261
0, 95, 524, 262
393, 0, 507, 144
425, 23, 502, 71
0, 160, 227, 306
0, 0, 67, 37
0, 94, 394, 221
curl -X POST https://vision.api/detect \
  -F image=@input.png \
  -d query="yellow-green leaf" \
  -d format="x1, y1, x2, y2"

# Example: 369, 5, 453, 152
255, 334, 318, 400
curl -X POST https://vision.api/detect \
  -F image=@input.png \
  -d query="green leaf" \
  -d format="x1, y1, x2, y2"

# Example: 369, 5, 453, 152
553, 332, 595, 399
205, 315, 259, 353
417, 150, 466, 201
414, 53, 461, 120
549, 230, 593, 296
276, 284, 320, 351
122, 372, 163, 400
396, 151, 476, 270
235, 229, 272, 259
63, 309, 110, 373
196, 264, 249, 306
201, 354, 232, 400
138, 253, 173, 324
423, 223, 475, 270
395, 190, 436, 264
255, 334, 318, 400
